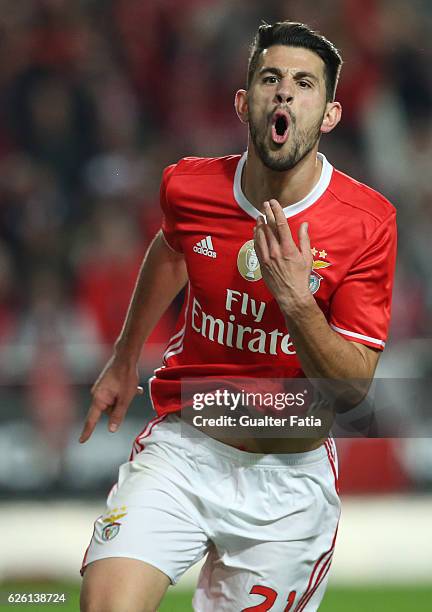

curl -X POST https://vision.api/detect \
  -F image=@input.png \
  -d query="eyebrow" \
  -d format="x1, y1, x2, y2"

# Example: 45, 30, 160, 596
258, 67, 319, 83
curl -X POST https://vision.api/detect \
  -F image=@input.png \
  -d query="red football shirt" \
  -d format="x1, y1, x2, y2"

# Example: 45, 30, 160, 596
150, 153, 397, 415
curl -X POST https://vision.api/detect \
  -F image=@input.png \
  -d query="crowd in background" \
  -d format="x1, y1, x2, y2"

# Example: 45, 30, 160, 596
0, 0, 431, 492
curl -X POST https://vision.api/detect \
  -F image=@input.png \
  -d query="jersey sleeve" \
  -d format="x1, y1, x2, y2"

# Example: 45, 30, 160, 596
160, 163, 183, 253
329, 211, 397, 350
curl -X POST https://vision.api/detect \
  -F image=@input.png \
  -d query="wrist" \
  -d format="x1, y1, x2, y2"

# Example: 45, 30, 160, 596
278, 290, 316, 322
113, 338, 140, 365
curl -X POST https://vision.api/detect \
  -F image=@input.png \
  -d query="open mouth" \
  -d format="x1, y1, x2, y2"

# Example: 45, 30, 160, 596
271, 111, 290, 144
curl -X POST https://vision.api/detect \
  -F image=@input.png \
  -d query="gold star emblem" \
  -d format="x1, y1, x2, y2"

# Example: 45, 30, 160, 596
311, 247, 318, 256
319, 249, 327, 258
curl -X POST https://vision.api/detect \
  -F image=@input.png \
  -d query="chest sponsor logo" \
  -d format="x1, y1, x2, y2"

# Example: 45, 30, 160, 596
193, 236, 217, 258
191, 289, 296, 356
237, 239, 262, 282
309, 248, 331, 294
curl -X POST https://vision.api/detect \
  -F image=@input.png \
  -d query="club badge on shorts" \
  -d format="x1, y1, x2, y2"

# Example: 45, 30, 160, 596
101, 506, 128, 542
102, 522, 120, 541
237, 240, 262, 282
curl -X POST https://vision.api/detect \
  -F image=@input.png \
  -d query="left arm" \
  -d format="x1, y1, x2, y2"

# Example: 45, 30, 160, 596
254, 200, 380, 405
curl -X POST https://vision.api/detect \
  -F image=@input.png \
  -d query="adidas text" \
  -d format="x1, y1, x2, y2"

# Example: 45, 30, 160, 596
193, 236, 217, 258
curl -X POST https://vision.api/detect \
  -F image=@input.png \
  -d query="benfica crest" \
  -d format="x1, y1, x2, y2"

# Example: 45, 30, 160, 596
309, 258, 331, 294
102, 522, 121, 541
101, 506, 128, 542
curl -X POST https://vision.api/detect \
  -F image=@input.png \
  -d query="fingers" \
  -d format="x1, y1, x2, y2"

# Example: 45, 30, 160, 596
107, 404, 126, 433
107, 385, 144, 432
79, 385, 144, 443
254, 216, 270, 262
79, 395, 110, 443
299, 222, 312, 263
268, 200, 295, 251
262, 201, 311, 264
263, 201, 276, 232
256, 202, 282, 259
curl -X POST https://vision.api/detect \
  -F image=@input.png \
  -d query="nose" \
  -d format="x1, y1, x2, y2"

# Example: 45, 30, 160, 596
275, 77, 294, 105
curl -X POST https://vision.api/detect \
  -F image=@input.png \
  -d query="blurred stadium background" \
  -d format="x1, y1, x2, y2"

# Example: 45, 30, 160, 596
0, 0, 431, 610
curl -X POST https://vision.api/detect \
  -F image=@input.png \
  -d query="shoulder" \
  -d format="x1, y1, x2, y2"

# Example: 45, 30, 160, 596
329, 168, 396, 224
163, 154, 242, 183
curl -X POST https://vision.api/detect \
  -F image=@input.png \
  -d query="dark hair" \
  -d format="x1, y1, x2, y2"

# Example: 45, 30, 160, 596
247, 22, 342, 102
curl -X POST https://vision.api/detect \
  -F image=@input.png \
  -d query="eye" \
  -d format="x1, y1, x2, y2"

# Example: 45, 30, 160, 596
262, 75, 279, 84
298, 80, 312, 89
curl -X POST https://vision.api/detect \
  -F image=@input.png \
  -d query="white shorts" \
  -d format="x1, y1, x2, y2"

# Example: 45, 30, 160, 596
82, 414, 340, 612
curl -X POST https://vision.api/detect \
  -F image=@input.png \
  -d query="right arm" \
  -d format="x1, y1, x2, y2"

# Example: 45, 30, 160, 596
79, 230, 187, 442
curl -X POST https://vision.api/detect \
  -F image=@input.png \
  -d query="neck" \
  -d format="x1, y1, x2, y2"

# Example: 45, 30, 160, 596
242, 143, 322, 214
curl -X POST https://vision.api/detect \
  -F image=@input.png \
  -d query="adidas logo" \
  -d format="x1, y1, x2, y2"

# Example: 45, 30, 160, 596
193, 236, 217, 258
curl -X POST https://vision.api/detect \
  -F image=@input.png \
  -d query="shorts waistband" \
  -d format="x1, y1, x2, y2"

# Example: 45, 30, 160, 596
166, 414, 329, 468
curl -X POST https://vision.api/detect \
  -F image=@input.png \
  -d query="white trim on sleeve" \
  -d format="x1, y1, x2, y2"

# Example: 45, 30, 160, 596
330, 324, 386, 347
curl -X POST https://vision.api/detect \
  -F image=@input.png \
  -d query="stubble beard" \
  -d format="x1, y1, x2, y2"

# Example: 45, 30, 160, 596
249, 110, 325, 172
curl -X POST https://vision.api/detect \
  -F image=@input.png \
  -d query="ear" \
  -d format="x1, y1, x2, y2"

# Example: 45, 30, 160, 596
234, 89, 249, 124
320, 101, 342, 134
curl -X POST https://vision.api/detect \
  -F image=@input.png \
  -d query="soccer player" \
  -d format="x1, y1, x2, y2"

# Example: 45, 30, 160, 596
79, 22, 396, 612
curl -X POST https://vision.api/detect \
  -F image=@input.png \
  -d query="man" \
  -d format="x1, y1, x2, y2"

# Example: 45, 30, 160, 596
80, 22, 396, 612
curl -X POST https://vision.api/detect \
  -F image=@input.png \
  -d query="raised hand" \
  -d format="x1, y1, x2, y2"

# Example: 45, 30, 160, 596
79, 356, 143, 443
254, 199, 313, 314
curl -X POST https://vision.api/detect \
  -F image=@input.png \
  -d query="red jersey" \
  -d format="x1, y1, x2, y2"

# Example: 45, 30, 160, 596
150, 153, 397, 415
